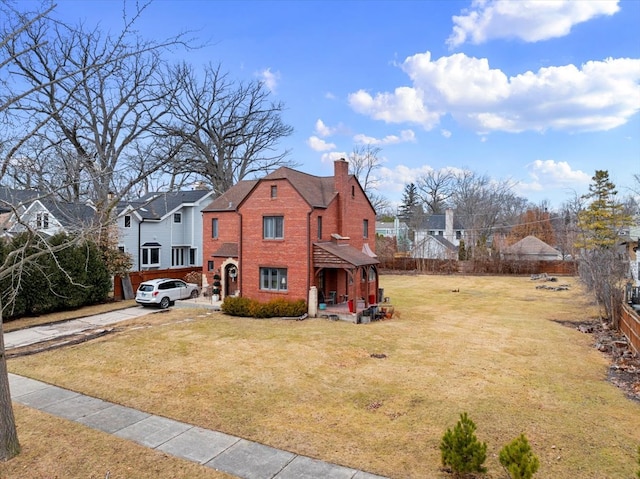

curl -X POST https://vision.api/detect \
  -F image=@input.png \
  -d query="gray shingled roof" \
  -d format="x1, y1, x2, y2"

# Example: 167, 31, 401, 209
418, 213, 464, 230
130, 190, 212, 219
38, 198, 97, 229
0, 187, 44, 212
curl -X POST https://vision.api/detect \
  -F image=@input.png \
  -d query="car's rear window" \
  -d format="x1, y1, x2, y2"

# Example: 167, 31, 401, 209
138, 284, 154, 292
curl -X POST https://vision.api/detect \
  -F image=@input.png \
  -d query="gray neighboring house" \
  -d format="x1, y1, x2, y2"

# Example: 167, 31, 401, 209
117, 189, 215, 271
412, 209, 464, 259
501, 235, 562, 261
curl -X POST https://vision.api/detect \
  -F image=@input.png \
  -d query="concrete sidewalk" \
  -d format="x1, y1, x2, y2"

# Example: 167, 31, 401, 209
9, 374, 387, 479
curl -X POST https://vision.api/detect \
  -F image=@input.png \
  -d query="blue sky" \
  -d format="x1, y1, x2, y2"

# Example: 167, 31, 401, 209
52, 0, 639, 209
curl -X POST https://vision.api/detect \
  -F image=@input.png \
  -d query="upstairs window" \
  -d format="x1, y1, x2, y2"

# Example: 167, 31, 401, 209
317, 216, 323, 239
271, 185, 278, 198
212, 218, 219, 239
174, 213, 182, 223
263, 216, 284, 239
36, 212, 49, 229
363, 219, 369, 238
124, 215, 131, 228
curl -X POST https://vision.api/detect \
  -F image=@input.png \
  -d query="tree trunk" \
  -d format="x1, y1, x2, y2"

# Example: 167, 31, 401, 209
0, 309, 20, 461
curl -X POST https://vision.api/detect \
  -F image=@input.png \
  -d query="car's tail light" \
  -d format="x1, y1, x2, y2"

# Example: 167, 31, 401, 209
153, 291, 158, 296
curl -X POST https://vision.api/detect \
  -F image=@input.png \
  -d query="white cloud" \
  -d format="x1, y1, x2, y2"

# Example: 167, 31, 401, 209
321, 151, 348, 164
349, 52, 640, 134
353, 129, 416, 145
447, 0, 620, 48
315, 119, 335, 137
257, 68, 280, 93
518, 159, 591, 193
307, 135, 336, 152
348, 87, 443, 129
441, 129, 452, 138
376, 164, 438, 204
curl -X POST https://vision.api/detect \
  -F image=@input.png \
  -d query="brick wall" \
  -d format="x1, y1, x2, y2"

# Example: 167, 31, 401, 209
202, 210, 241, 286
240, 178, 311, 303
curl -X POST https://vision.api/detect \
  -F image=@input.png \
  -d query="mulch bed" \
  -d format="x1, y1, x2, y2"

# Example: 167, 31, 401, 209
554, 319, 640, 403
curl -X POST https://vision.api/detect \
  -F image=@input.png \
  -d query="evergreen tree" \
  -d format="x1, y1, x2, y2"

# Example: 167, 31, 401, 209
575, 170, 632, 328
397, 183, 424, 242
576, 170, 631, 250
499, 434, 540, 479
440, 412, 487, 475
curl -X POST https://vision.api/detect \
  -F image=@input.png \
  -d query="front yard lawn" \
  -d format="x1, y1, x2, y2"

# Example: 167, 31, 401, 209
6, 275, 640, 478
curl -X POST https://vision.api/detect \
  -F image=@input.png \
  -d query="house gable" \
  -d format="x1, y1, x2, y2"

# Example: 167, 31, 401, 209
118, 189, 213, 271
201, 158, 378, 311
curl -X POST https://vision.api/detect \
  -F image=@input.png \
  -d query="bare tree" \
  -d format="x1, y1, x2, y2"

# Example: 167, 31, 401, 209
348, 144, 389, 213
0, 0, 190, 460
0, 1, 60, 460
2, 1, 192, 217
415, 169, 455, 214
450, 170, 526, 259
160, 62, 295, 195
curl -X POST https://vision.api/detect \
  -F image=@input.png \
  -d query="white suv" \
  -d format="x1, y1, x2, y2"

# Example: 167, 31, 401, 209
135, 278, 200, 309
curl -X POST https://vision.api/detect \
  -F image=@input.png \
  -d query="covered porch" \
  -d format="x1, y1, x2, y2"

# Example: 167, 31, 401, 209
312, 241, 380, 323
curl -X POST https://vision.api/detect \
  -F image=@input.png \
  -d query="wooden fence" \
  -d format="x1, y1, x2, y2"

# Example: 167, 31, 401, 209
378, 258, 578, 276
113, 267, 202, 300
620, 304, 640, 356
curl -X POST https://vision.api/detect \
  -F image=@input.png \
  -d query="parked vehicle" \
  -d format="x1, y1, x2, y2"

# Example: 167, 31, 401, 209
135, 278, 200, 308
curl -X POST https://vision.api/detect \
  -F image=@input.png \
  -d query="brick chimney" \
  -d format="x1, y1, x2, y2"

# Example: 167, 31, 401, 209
334, 158, 350, 236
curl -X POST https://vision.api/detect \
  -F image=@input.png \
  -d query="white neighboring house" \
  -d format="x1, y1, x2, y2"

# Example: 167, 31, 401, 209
2, 196, 97, 238
117, 189, 215, 271
412, 209, 464, 260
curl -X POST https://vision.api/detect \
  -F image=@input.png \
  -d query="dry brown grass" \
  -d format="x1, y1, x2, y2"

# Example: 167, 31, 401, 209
0, 405, 232, 479
6, 275, 640, 478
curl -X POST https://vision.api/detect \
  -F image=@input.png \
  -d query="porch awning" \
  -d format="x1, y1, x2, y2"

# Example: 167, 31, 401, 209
211, 242, 239, 258
313, 242, 380, 269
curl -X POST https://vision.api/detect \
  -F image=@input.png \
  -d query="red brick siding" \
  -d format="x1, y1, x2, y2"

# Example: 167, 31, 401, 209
202, 209, 241, 285
240, 179, 312, 303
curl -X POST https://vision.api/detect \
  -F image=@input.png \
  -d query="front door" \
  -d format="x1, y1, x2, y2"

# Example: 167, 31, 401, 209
225, 264, 239, 297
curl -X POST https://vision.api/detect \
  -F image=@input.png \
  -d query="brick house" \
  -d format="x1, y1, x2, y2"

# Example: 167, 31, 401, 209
202, 159, 379, 316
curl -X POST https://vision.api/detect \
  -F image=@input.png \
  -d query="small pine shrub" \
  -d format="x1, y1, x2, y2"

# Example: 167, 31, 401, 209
499, 434, 540, 479
440, 412, 487, 476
